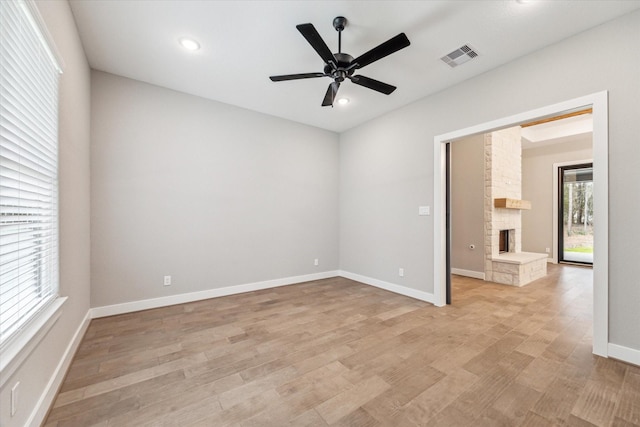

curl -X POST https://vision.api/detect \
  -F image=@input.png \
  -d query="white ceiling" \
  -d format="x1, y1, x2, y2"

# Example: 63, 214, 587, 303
68, 0, 640, 133
521, 114, 593, 149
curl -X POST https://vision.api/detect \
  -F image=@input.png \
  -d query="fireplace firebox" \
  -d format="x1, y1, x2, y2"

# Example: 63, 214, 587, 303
499, 230, 510, 253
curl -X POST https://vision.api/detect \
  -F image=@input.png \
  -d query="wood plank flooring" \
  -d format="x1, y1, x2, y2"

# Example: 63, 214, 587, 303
44, 264, 640, 426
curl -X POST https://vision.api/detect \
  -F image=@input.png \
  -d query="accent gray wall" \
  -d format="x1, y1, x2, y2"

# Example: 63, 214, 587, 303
90, 71, 339, 307
451, 134, 485, 274
522, 136, 593, 257
0, 1, 92, 426
339, 10, 640, 351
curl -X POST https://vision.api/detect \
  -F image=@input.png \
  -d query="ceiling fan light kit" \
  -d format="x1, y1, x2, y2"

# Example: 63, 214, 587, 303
269, 16, 410, 107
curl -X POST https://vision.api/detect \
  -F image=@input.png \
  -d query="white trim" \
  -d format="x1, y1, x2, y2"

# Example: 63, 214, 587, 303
590, 91, 609, 357
608, 343, 640, 367
27, 309, 91, 427
434, 91, 609, 357
0, 297, 67, 388
339, 271, 435, 304
552, 159, 593, 265
450, 268, 485, 280
433, 135, 447, 308
91, 270, 436, 319
23, 0, 65, 72
91, 271, 340, 318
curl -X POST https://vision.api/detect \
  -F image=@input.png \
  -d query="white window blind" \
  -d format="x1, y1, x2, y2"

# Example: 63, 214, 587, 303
0, 0, 61, 347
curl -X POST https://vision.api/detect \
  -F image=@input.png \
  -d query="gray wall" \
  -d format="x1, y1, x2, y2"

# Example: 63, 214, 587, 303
90, 71, 339, 307
522, 135, 593, 256
0, 1, 92, 426
451, 134, 485, 274
339, 10, 640, 351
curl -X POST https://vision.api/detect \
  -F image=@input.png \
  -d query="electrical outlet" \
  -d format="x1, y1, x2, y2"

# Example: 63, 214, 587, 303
11, 382, 19, 417
314, 258, 319, 266
399, 268, 404, 277
164, 275, 171, 286
545, 248, 551, 253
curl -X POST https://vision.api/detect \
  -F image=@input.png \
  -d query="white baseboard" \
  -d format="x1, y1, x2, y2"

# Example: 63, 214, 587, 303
91, 271, 341, 318
450, 268, 485, 280
608, 343, 640, 367
91, 270, 437, 319
28, 310, 92, 427
338, 271, 434, 304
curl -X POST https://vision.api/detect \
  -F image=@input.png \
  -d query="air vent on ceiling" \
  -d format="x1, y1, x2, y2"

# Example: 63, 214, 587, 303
441, 44, 478, 68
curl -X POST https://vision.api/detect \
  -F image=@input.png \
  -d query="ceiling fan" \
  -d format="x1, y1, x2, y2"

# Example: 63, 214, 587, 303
269, 16, 410, 107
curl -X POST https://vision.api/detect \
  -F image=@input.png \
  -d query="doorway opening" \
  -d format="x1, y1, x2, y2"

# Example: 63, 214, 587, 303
434, 92, 609, 357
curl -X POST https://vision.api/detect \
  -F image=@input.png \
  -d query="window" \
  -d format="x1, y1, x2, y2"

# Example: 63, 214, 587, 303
0, 0, 61, 348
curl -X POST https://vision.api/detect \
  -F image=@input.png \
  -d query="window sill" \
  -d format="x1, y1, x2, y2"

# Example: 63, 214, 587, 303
0, 296, 67, 388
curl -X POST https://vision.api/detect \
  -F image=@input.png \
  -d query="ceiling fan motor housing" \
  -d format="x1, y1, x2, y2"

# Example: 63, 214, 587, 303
324, 52, 355, 81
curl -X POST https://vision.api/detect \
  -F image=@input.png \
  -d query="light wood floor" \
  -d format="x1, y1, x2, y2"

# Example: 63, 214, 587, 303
44, 264, 640, 426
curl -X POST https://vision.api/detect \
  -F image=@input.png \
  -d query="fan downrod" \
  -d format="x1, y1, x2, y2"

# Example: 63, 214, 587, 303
333, 16, 347, 54
328, 16, 352, 81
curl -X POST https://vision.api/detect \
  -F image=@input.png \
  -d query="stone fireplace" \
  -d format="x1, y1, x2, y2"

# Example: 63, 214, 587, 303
484, 127, 547, 287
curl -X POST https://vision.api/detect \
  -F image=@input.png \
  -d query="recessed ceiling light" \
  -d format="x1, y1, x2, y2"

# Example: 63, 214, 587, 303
179, 37, 200, 51
337, 98, 350, 105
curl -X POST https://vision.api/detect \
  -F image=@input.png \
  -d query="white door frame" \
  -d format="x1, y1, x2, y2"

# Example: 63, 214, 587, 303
433, 92, 609, 357
553, 159, 593, 265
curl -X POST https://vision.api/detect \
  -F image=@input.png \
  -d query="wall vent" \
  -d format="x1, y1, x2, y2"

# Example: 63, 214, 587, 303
441, 44, 478, 68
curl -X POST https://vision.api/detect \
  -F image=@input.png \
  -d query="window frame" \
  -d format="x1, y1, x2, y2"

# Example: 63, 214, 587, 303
0, 0, 66, 385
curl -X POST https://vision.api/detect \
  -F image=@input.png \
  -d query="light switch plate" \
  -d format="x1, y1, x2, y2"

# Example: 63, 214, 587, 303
418, 206, 430, 216
11, 382, 19, 416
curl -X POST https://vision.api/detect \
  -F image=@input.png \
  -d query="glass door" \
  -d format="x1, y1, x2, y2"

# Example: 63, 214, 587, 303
559, 163, 593, 265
